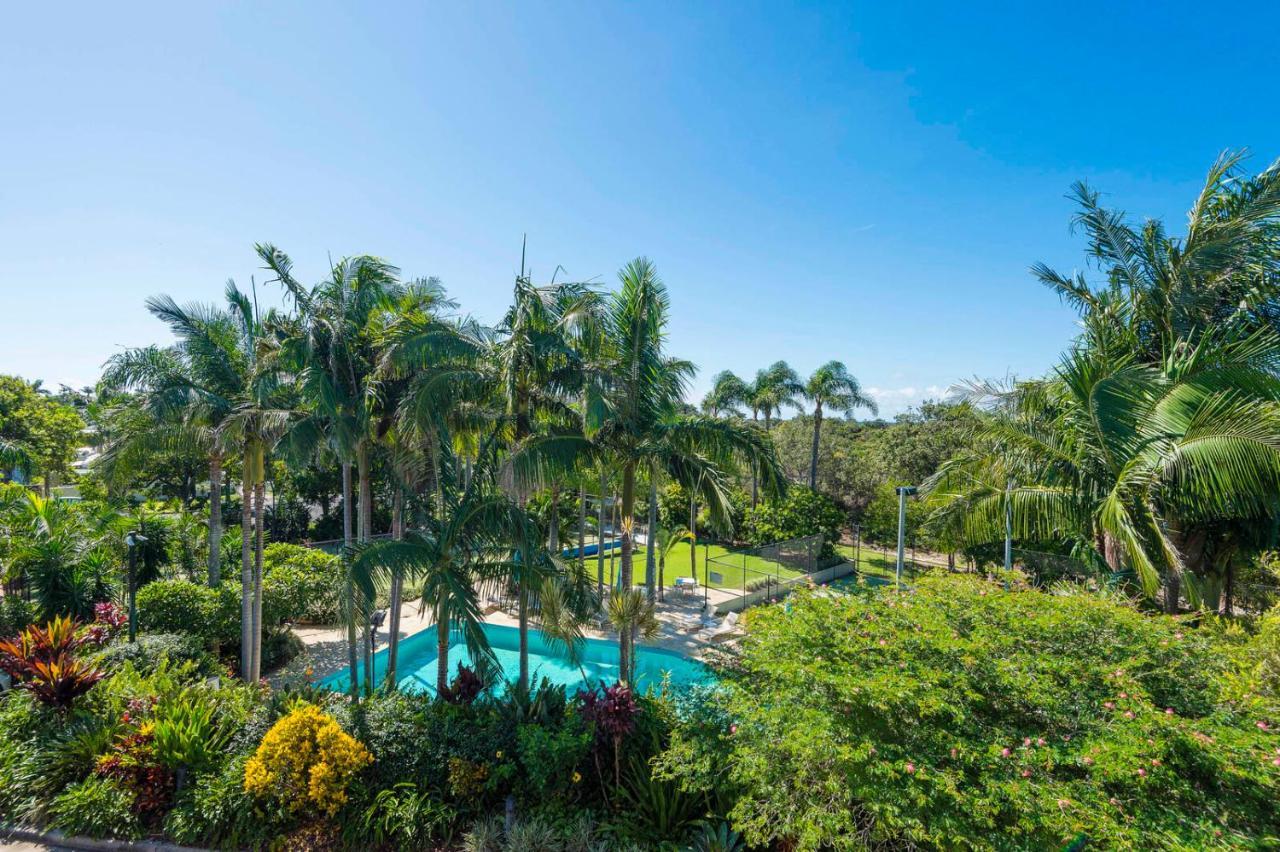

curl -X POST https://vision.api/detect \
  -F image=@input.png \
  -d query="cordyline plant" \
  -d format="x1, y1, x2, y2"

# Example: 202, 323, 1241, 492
0, 615, 105, 709
578, 681, 640, 794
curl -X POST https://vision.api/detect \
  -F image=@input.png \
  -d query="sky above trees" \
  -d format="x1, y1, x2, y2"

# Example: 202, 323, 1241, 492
2, 1, 1278, 417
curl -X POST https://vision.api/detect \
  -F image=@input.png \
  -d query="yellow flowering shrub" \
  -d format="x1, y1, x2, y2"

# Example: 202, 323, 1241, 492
243, 704, 372, 817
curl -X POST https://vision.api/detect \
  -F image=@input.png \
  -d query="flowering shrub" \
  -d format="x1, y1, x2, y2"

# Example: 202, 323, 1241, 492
659, 577, 1280, 849
243, 703, 372, 818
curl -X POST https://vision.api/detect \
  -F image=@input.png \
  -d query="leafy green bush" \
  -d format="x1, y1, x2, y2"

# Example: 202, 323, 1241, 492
515, 719, 591, 797
48, 776, 141, 840
741, 485, 842, 556
658, 577, 1280, 850
0, 595, 35, 639
85, 632, 220, 677
262, 542, 342, 624
136, 580, 219, 639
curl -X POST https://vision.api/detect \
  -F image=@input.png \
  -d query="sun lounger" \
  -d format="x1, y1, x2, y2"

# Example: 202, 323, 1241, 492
692, 610, 739, 642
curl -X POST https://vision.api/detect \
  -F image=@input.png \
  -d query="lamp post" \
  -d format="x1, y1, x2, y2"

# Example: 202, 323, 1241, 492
895, 486, 917, 590
124, 531, 148, 643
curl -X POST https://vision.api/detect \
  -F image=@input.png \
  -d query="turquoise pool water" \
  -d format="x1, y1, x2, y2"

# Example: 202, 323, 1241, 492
316, 621, 712, 695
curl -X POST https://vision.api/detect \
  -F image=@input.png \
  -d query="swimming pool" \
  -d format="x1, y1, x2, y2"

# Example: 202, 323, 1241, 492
316, 621, 712, 695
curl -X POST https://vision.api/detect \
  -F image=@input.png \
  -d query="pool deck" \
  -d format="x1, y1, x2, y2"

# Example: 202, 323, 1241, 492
272, 581, 744, 689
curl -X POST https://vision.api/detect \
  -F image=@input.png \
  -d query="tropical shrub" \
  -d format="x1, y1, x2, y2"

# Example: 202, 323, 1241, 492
136, 579, 219, 639
262, 542, 342, 624
48, 776, 141, 840
243, 703, 372, 818
741, 485, 842, 556
0, 594, 35, 639
0, 616, 105, 708
658, 577, 1280, 850
84, 632, 219, 678
354, 781, 460, 850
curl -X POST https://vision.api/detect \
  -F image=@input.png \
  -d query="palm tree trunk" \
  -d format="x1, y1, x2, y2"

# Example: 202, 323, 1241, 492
1220, 559, 1235, 616
548, 484, 560, 553
751, 411, 759, 508
645, 466, 657, 601
387, 485, 404, 688
239, 449, 253, 681
689, 490, 697, 584
356, 442, 373, 696
250, 479, 265, 681
356, 441, 372, 542
808, 403, 823, 490
597, 472, 606, 596
577, 484, 586, 561
517, 580, 529, 690
341, 461, 358, 701
208, 454, 222, 587
436, 601, 450, 695
619, 464, 636, 590
659, 552, 666, 602
619, 626, 632, 685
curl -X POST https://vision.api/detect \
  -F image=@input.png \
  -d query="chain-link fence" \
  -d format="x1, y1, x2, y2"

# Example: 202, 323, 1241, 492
703, 534, 856, 612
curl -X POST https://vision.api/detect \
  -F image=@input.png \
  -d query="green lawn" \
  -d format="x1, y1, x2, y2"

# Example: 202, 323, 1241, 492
835, 542, 918, 581
580, 540, 807, 592
576, 540, 913, 595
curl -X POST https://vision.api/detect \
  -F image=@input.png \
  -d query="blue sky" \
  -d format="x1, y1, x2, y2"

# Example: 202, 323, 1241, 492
3, 2, 1278, 417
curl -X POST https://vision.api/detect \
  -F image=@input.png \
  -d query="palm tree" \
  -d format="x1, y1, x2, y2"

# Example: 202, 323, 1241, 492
702, 371, 748, 418
513, 258, 786, 665
802, 361, 877, 490
653, 523, 694, 602
743, 361, 802, 506
930, 150, 1280, 612
605, 585, 660, 685
926, 325, 1280, 608
100, 299, 244, 588
259, 244, 405, 697
353, 427, 536, 694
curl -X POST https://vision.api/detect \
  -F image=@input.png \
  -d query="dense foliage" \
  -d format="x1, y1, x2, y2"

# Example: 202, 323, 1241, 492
659, 577, 1280, 849
741, 486, 843, 556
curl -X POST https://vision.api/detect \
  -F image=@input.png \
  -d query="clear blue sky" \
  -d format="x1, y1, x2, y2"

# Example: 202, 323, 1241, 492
3, 2, 1278, 417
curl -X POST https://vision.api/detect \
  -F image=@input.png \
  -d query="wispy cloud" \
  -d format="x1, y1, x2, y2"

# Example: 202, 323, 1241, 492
863, 384, 950, 417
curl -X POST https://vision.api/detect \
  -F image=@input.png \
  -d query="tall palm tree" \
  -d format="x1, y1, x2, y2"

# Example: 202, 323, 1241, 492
353, 426, 536, 694
926, 325, 1280, 607
802, 361, 877, 490
101, 298, 244, 588
744, 361, 802, 506
259, 244, 404, 697
702, 371, 749, 418
513, 258, 786, 666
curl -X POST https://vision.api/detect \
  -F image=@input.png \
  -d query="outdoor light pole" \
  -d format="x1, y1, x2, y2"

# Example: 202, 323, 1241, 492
895, 486, 917, 590
124, 531, 147, 643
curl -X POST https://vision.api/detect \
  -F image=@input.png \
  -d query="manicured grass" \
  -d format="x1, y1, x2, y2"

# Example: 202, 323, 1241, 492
835, 542, 919, 580
577, 540, 911, 595
580, 540, 807, 592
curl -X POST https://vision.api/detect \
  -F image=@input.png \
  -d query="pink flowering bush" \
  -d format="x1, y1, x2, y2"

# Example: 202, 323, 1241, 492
658, 576, 1280, 849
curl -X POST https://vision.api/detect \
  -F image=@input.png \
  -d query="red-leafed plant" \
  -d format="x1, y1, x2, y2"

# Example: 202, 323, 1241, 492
0, 616, 104, 709
440, 663, 485, 704
578, 681, 640, 789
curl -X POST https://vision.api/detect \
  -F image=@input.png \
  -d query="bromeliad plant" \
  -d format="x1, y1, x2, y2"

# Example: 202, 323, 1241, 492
0, 616, 105, 709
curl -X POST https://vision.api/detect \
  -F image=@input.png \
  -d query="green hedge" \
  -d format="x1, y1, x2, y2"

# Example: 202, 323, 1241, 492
741, 486, 843, 556
658, 576, 1280, 849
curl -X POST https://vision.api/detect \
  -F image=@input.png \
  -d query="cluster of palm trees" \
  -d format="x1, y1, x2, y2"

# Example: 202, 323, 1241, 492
702, 360, 877, 498
102, 247, 785, 696
926, 150, 1280, 613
